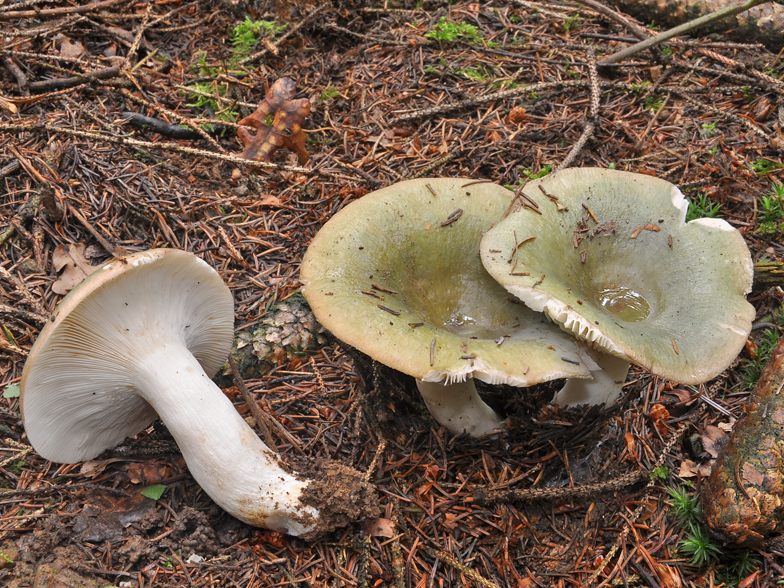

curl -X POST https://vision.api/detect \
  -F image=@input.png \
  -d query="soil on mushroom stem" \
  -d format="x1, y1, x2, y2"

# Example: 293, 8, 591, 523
282, 455, 381, 539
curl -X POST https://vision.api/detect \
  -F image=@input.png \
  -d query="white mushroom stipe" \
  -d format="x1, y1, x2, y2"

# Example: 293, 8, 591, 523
552, 346, 631, 407
133, 343, 315, 535
22, 249, 378, 537
415, 379, 502, 436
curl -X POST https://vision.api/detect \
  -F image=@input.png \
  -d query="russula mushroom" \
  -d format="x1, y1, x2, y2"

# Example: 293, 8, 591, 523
480, 167, 755, 406
300, 178, 590, 436
21, 249, 377, 537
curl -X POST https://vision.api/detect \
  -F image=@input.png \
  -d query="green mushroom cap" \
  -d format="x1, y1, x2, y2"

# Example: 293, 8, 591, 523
480, 167, 755, 384
300, 178, 590, 386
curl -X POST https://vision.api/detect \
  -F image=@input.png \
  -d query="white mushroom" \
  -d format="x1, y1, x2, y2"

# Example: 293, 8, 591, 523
21, 249, 376, 537
300, 178, 590, 436
480, 168, 756, 406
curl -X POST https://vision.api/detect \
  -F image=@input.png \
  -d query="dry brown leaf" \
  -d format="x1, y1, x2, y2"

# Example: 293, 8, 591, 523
654, 563, 683, 588
700, 424, 728, 459
361, 517, 395, 537
678, 459, 712, 478
237, 77, 311, 164
79, 458, 126, 478
52, 243, 98, 294
54, 33, 86, 59
126, 461, 174, 485
717, 418, 736, 432
649, 403, 670, 435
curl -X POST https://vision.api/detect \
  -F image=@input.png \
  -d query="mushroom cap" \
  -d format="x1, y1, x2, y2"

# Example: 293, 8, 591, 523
300, 178, 589, 386
480, 167, 755, 384
21, 249, 234, 463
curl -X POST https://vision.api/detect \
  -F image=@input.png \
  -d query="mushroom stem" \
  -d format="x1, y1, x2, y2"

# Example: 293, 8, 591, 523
552, 346, 630, 407
135, 340, 317, 536
415, 379, 502, 436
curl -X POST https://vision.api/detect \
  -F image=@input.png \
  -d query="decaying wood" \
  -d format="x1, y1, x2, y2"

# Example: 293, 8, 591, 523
703, 338, 784, 547
754, 260, 784, 290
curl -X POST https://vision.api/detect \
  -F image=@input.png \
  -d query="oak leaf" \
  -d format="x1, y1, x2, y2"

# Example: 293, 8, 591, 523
52, 243, 97, 294
237, 77, 311, 164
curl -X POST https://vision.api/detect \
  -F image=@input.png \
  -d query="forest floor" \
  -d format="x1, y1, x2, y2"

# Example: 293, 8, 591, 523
1, 0, 784, 586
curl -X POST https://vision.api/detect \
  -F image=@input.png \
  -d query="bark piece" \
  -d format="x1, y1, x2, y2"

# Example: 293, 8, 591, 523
703, 338, 784, 547
237, 77, 311, 164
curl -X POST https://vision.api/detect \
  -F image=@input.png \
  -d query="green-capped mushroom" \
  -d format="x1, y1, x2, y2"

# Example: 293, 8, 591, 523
480, 167, 755, 406
300, 178, 590, 436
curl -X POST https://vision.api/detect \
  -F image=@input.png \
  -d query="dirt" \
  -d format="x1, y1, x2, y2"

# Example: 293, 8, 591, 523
287, 456, 381, 540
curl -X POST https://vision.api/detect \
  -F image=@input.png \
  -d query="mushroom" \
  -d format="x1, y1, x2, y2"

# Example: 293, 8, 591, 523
300, 178, 590, 436
21, 249, 377, 537
480, 167, 755, 406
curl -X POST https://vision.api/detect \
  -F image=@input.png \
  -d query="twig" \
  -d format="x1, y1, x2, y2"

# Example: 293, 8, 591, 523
391, 79, 589, 123
474, 468, 646, 505
66, 203, 118, 256
423, 546, 504, 588
599, 0, 767, 66
0, 122, 362, 179
556, 50, 600, 172
0, 303, 47, 325
119, 88, 227, 154
237, 7, 324, 66
3, 56, 28, 96
227, 354, 275, 449
577, 0, 649, 40
27, 65, 121, 93
120, 112, 200, 140
0, 0, 127, 19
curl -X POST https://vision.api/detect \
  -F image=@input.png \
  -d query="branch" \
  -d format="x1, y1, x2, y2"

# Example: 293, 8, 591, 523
599, 0, 768, 66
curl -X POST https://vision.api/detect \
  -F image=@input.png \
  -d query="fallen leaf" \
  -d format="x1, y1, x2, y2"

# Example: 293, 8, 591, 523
678, 459, 712, 478
738, 570, 761, 588
126, 461, 174, 485
2, 383, 19, 399
649, 404, 670, 435
54, 33, 86, 59
624, 431, 637, 460
258, 195, 282, 207
237, 77, 311, 164
140, 484, 166, 500
79, 458, 126, 478
700, 425, 727, 459
663, 387, 694, 404
52, 243, 97, 294
717, 418, 736, 432
655, 562, 683, 588
362, 517, 395, 537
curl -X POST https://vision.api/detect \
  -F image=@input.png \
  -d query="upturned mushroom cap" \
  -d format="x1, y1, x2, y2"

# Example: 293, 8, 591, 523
21, 249, 379, 536
300, 178, 589, 387
480, 167, 755, 384
21, 249, 234, 463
